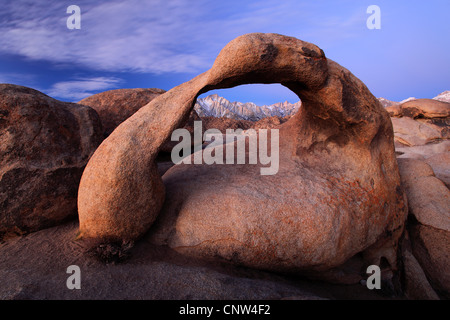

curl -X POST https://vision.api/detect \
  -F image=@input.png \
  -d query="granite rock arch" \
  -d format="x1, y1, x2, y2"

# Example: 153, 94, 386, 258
77, 33, 407, 272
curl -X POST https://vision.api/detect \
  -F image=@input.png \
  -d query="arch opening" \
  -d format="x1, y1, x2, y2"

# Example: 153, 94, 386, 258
77, 33, 405, 271
195, 83, 301, 121
157, 83, 300, 175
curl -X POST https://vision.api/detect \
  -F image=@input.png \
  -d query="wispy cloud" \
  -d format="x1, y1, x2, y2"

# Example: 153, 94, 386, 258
0, 0, 365, 75
0, 0, 211, 73
46, 77, 122, 101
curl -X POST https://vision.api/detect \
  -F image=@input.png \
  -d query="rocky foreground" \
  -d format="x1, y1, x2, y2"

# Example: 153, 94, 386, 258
0, 33, 449, 300
0, 83, 448, 300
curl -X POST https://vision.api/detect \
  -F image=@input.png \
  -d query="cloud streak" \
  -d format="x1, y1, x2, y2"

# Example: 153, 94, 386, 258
0, 0, 210, 73
0, 0, 366, 75
1, 0, 238, 73
46, 77, 122, 101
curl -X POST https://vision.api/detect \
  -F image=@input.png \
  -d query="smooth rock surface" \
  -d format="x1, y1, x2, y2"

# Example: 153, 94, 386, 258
409, 223, 450, 298
386, 104, 402, 117
0, 221, 391, 300
400, 99, 450, 119
396, 140, 450, 160
78, 33, 407, 274
79, 88, 166, 137
401, 233, 439, 300
424, 152, 450, 188
391, 117, 442, 147
397, 158, 450, 232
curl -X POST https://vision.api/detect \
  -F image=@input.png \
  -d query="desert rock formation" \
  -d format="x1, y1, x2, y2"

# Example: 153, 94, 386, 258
390, 98, 449, 175
433, 91, 450, 103
77, 33, 407, 277
390, 98, 449, 299
79, 88, 203, 154
0, 84, 102, 239
78, 88, 166, 137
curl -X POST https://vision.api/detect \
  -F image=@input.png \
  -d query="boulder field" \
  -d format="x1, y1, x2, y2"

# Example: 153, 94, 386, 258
1, 33, 448, 299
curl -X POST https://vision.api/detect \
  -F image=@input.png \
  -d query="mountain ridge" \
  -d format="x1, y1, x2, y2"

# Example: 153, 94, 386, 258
194, 91, 449, 120
194, 94, 301, 121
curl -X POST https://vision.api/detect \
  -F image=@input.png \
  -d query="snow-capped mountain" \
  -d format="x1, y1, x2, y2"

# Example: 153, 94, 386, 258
400, 97, 417, 104
377, 97, 418, 108
377, 97, 399, 108
195, 91, 448, 120
377, 92, 450, 108
433, 91, 450, 103
194, 94, 301, 121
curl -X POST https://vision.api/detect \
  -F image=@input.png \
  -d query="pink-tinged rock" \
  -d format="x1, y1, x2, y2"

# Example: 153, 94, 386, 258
400, 99, 450, 119
0, 84, 102, 239
391, 117, 442, 147
79, 88, 166, 137
424, 152, 450, 188
397, 158, 450, 231
78, 33, 407, 275
395, 140, 450, 160
79, 88, 201, 154
386, 104, 402, 117
409, 223, 450, 298
401, 233, 440, 300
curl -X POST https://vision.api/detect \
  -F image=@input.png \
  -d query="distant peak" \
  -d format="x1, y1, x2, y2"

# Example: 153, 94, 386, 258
433, 91, 450, 103
400, 97, 416, 104
195, 94, 301, 120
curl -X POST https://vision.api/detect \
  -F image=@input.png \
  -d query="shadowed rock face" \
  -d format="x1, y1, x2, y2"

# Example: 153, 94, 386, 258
78, 88, 166, 138
77, 33, 407, 273
400, 99, 450, 119
77, 87, 200, 153
0, 84, 103, 238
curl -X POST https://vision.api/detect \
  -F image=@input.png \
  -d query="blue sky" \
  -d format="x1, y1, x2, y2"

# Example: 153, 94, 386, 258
0, 0, 448, 105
